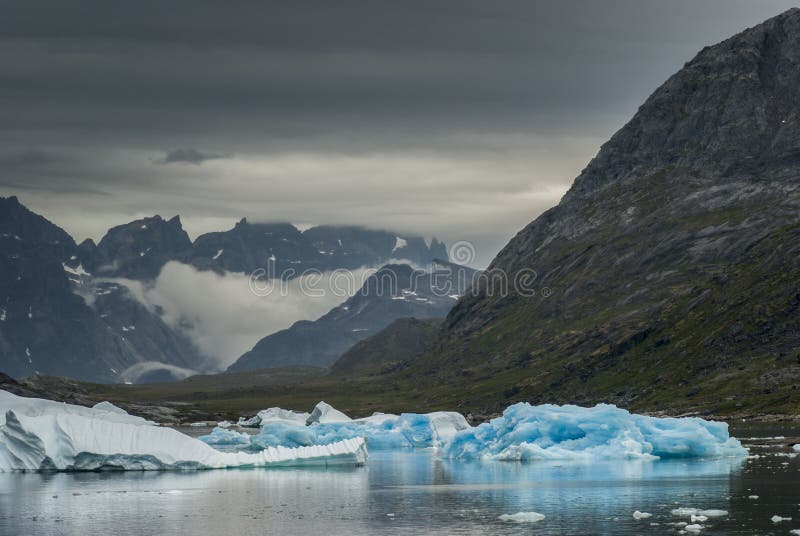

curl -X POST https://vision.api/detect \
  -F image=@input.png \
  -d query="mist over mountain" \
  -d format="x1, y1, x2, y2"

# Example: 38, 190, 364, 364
0, 196, 454, 382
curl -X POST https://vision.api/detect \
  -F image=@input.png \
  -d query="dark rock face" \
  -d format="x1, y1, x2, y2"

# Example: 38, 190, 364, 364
228, 262, 477, 372
0, 198, 204, 382
190, 219, 322, 275
421, 9, 800, 414
83, 215, 193, 279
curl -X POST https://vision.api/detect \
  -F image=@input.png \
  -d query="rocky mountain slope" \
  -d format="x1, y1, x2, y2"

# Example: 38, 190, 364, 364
330, 317, 442, 377
400, 9, 800, 416
228, 262, 477, 372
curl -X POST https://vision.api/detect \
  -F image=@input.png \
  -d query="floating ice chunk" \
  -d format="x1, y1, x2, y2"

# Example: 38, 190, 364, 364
445, 403, 746, 461
789, 530, 800, 536
793, 444, 800, 452
772, 515, 793, 523
0, 391, 366, 471
691, 515, 708, 523
189, 422, 208, 427
633, 511, 652, 519
748, 495, 759, 499
671, 508, 728, 518
217, 421, 233, 429
306, 402, 352, 424
202, 406, 470, 451
257, 407, 311, 426
498, 512, 545, 523
685, 524, 703, 532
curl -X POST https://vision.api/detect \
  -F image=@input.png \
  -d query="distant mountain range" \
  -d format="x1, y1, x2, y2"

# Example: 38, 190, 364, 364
0, 196, 455, 383
229, 261, 478, 372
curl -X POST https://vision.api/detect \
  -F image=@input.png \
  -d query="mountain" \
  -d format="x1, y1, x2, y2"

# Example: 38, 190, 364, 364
303, 226, 448, 270
0, 196, 453, 383
330, 317, 442, 377
81, 215, 193, 279
398, 9, 800, 415
228, 262, 478, 372
189, 220, 448, 276
0, 197, 204, 382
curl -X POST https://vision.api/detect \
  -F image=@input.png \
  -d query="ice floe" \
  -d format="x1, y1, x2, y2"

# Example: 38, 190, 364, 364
772, 515, 793, 523
0, 391, 366, 472
633, 511, 652, 519
498, 512, 545, 523
444, 403, 746, 461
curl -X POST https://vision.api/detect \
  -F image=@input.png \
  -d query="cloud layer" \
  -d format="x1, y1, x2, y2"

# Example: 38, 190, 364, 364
112, 262, 376, 370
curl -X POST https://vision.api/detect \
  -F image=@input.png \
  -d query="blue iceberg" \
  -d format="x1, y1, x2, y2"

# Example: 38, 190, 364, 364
200, 401, 747, 461
444, 403, 747, 461
200, 402, 470, 451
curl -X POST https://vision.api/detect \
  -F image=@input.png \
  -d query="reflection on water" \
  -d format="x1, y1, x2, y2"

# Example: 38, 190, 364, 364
0, 446, 797, 535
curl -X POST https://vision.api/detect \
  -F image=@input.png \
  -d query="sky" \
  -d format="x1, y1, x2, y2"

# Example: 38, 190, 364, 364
1, 0, 797, 267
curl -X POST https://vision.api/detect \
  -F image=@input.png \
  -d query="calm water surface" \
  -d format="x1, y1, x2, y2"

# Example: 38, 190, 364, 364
0, 425, 798, 535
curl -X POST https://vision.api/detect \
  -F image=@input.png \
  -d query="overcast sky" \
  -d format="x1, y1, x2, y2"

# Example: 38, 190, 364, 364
1, 1, 796, 267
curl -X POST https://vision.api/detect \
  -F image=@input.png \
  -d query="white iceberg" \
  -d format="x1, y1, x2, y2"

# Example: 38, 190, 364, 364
236, 407, 311, 428
498, 512, 545, 523
0, 391, 366, 472
306, 401, 352, 424
793, 444, 800, 452
201, 402, 470, 451
444, 403, 747, 461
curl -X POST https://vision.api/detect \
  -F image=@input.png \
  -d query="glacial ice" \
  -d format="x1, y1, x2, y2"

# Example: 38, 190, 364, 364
0, 391, 366, 471
201, 401, 746, 461
202, 403, 470, 450
306, 401, 352, 424
793, 444, 800, 452
444, 403, 747, 461
498, 512, 545, 523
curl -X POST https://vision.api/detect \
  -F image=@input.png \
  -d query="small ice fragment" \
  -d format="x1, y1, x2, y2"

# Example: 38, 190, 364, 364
671, 509, 727, 518
748, 495, 759, 500
633, 511, 652, 519
772, 515, 792, 523
498, 512, 545, 523
691, 515, 708, 523
685, 524, 703, 532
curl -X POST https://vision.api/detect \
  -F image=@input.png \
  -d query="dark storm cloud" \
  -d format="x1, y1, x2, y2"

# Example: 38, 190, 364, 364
0, 0, 797, 266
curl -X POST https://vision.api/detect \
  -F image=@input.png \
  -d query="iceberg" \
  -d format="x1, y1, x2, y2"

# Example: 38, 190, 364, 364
306, 401, 351, 424
444, 403, 747, 461
498, 512, 545, 523
201, 402, 470, 451
0, 391, 366, 472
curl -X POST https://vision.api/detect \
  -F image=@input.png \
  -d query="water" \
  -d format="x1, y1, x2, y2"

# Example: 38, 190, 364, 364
0, 427, 798, 535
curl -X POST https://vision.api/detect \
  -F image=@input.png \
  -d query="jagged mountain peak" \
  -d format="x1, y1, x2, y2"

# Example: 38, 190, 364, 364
566, 7, 800, 202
